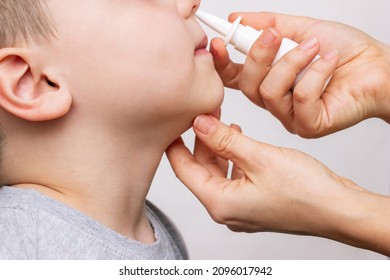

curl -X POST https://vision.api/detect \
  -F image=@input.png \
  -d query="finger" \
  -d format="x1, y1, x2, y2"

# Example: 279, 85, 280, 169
259, 37, 320, 128
239, 28, 283, 107
166, 138, 217, 204
211, 38, 243, 89
194, 134, 229, 177
231, 165, 245, 180
194, 108, 222, 164
229, 12, 319, 42
292, 50, 339, 136
193, 115, 266, 175
229, 124, 245, 180
193, 108, 221, 163
193, 108, 225, 176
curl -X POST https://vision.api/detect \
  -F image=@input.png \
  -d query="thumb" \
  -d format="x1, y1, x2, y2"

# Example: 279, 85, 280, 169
193, 115, 263, 174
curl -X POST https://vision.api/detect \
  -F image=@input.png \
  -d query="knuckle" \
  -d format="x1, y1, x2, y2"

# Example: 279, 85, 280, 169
227, 225, 244, 233
248, 46, 267, 65
307, 63, 326, 77
279, 54, 307, 76
214, 129, 237, 157
280, 125, 298, 137
210, 212, 226, 225
292, 86, 311, 105
279, 55, 296, 69
295, 128, 315, 138
293, 122, 321, 139
238, 79, 252, 95
259, 82, 275, 102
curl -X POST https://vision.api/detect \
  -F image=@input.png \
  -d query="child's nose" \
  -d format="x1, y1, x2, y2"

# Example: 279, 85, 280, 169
178, 0, 200, 19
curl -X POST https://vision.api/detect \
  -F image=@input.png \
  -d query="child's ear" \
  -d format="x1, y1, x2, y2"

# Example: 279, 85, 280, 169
0, 48, 72, 121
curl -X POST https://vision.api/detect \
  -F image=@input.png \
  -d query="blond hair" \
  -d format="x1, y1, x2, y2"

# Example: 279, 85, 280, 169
0, 0, 55, 48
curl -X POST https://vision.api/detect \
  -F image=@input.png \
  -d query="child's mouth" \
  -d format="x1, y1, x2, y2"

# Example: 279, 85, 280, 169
194, 36, 209, 55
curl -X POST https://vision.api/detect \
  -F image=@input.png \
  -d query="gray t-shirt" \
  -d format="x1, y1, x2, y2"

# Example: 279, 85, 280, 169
0, 186, 188, 260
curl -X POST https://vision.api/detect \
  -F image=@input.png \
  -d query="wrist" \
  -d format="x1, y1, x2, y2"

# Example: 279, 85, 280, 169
327, 187, 390, 255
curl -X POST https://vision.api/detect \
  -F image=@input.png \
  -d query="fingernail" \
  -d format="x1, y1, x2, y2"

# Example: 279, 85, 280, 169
324, 49, 339, 60
299, 37, 318, 50
260, 28, 278, 46
194, 115, 217, 135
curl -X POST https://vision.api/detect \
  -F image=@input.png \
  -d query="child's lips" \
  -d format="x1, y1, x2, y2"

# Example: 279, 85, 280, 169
194, 36, 209, 55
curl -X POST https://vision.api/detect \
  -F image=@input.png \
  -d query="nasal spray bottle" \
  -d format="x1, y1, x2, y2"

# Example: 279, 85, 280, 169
196, 11, 328, 88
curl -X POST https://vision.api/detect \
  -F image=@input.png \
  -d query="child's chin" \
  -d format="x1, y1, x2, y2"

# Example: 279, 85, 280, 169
211, 78, 225, 107
202, 89, 225, 114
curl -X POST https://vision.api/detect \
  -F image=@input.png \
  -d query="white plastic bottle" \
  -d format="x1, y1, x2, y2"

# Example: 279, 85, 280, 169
196, 10, 328, 88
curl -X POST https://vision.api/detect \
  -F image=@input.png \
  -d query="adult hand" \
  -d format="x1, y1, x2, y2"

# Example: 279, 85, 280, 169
211, 12, 390, 137
166, 115, 390, 256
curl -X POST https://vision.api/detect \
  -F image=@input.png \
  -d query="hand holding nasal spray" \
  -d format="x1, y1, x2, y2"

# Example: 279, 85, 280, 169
196, 11, 330, 89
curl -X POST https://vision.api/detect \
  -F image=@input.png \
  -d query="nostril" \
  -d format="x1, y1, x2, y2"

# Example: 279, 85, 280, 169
46, 77, 58, 88
190, 5, 198, 17
179, 0, 200, 19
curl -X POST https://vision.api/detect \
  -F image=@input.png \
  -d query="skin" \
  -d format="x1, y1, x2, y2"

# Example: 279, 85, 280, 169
211, 12, 390, 137
167, 114, 390, 256
0, 0, 224, 243
166, 12, 390, 256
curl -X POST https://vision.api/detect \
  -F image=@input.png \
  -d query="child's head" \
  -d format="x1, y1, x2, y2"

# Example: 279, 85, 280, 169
0, 0, 55, 48
0, 0, 224, 183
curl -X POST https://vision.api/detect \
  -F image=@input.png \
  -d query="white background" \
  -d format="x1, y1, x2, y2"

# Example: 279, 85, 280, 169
148, 0, 390, 259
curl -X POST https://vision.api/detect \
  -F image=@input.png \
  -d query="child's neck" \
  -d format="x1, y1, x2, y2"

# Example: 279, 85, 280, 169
8, 118, 179, 244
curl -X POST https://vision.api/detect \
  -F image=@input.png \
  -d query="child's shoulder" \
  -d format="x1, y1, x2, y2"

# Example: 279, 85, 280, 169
0, 186, 39, 259
0, 186, 39, 220
0, 187, 189, 260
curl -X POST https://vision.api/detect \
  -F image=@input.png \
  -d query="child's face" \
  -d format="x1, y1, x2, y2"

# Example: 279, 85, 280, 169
45, 0, 224, 131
